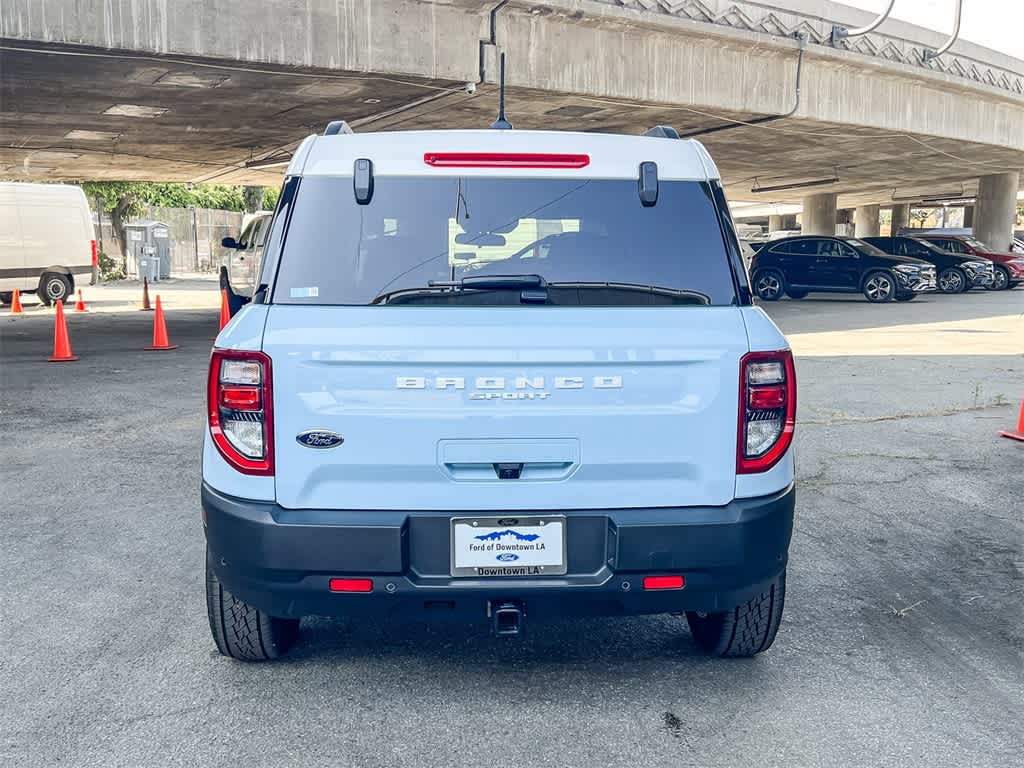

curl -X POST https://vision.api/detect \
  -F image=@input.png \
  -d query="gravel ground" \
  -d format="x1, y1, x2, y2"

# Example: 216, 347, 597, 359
1, 289, 1021, 768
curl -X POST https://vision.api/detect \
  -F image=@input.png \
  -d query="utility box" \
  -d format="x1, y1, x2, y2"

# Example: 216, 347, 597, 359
124, 220, 172, 279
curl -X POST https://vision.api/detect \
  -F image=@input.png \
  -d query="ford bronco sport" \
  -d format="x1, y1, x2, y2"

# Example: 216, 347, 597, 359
203, 124, 796, 660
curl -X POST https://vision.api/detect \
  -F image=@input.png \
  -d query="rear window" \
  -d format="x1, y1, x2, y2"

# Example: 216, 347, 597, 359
271, 176, 737, 306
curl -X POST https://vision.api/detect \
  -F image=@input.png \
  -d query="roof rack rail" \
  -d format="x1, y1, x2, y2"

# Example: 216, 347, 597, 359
324, 120, 355, 136
643, 126, 680, 139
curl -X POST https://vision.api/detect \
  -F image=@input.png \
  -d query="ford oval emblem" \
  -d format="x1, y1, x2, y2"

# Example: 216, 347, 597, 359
296, 429, 345, 449
496, 553, 519, 562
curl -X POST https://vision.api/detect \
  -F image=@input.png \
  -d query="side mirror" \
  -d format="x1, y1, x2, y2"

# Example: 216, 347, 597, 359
221, 236, 239, 249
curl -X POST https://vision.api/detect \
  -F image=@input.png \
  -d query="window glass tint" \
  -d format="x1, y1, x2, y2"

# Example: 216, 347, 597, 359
254, 217, 271, 247
933, 238, 963, 253
840, 238, 887, 258
772, 239, 816, 256
272, 176, 737, 306
905, 238, 943, 256
236, 220, 257, 248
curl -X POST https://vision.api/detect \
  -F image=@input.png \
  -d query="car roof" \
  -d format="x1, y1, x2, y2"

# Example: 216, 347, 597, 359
287, 129, 719, 181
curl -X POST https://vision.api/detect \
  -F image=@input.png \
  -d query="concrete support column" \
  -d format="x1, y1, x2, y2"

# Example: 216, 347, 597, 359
962, 205, 974, 228
973, 172, 1019, 251
801, 193, 838, 235
781, 214, 798, 230
768, 214, 784, 232
855, 204, 881, 237
890, 204, 910, 234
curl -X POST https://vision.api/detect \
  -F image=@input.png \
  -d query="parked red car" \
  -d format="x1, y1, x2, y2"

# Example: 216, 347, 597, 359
914, 235, 1024, 290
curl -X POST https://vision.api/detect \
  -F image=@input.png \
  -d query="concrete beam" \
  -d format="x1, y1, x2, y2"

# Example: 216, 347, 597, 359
973, 172, 1020, 252
802, 193, 837, 235
855, 205, 880, 237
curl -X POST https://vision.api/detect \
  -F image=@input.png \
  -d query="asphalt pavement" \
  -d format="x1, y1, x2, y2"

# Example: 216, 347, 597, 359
1, 289, 1021, 767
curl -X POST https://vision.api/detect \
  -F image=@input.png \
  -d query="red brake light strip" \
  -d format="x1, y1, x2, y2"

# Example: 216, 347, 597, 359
423, 152, 590, 169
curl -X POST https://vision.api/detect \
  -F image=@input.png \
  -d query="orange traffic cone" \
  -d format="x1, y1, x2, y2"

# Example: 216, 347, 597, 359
144, 296, 178, 351
48, 300, 78, 362
140, 277, 153, 311
1000, 398, 1024, 442
219, 289, 231, 331
10, 288, 23, 315
74, 289, 88, 312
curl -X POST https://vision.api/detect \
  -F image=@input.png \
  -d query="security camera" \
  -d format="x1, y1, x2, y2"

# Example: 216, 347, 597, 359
464, 82, 477, 96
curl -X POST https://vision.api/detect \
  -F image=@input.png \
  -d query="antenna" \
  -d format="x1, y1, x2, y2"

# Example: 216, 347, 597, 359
490, 52, 513, 130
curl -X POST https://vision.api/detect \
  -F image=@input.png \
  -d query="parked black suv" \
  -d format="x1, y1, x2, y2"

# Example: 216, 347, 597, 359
751, 236, 936, 303
862, 236, 994, 293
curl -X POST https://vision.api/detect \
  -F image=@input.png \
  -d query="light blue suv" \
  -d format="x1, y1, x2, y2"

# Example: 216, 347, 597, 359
203, 124, 796, 660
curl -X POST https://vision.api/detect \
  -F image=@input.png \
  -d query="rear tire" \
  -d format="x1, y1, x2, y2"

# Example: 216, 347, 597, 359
206, 555, 299, 661
0, 292, 10, 306
686, 572, 786, 657
37, 272, 71, 306
862, 271, 895, 303
937, 267, 967, 294
753, 269, 785, 301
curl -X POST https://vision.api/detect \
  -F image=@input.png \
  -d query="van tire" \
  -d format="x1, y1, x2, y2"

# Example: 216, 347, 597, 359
37, 272, 71, 306
0, 292, 11, 306
685, 572, 785, 657
206, 556, 299, 661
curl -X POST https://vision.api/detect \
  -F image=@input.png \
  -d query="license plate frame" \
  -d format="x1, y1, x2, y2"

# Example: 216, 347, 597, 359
450, 516, 567, 577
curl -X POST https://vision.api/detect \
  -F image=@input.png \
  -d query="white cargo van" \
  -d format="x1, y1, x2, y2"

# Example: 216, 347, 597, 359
0, 182, 96, 305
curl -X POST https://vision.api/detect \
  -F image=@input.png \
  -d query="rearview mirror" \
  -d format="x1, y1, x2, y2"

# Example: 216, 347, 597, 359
221, 236, 239, 249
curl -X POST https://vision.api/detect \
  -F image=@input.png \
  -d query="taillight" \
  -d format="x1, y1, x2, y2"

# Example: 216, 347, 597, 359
423, 152, 590, 169
737, 350, 796, 474
90, 239, 98, 266
208, 349, 273, 475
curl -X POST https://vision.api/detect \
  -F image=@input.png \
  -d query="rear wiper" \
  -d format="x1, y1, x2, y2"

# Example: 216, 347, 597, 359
547, 281, 710, 305
428, 274, 547, 291
430, 274, 549, 303
371, 274, 548, 305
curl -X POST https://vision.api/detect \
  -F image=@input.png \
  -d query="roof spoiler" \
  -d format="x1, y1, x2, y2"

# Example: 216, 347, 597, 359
643, 126, 680, 139
324, 120, 355, 136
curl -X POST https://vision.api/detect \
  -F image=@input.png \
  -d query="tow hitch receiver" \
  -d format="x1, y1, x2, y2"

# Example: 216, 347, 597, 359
491, 601, 525, 636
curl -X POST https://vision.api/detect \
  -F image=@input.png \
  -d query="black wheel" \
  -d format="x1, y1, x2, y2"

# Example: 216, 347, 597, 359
862, 271, 895, 303
686, 572, 786, 657
937, 267, 967, 294
988, 266, 1010, 291
894, 293, 916, 302
753, 269, 785, 301
206, 555, 299, 661
0, 292, 11, 306
785, 288, 807, 300
37, 272, 71, 306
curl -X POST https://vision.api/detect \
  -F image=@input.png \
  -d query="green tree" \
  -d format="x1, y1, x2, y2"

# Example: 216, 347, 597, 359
263, 186, 280, 211
243, 186, 265, 213
80, 182, 147, 267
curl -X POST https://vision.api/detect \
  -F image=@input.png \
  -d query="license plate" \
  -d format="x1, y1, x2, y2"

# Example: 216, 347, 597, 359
450, 516, 567, 577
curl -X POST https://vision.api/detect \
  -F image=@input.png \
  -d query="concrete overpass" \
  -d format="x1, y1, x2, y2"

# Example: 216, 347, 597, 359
1, 0, 1022, 247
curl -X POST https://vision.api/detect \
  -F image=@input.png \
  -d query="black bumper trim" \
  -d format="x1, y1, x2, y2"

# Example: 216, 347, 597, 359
203, 483, 795, 620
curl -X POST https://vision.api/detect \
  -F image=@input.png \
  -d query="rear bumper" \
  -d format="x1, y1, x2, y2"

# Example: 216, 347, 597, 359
202, 483, 795, 621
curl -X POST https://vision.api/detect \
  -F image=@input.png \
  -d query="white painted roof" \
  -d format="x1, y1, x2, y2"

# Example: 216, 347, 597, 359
288, 130, 719, 181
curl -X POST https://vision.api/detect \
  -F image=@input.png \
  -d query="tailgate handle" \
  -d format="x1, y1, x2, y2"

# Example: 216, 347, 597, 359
439, 438, 579, 482
494, 463, 523, 480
